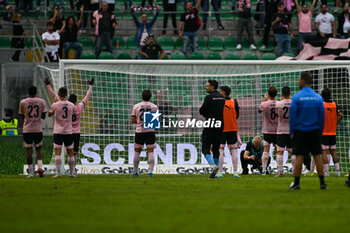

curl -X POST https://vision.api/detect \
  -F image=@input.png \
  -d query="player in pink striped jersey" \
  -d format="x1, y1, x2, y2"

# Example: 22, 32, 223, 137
131, 90, 158, 177
48, 87, 75, 178
46, 78, 94, 175
258, 86, 278, 175
275, 86, 295, 177
19, 86, 47, 178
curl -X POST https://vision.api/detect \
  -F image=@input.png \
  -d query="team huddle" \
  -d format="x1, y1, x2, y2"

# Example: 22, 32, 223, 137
20, 78, 94, 178
20, 72, 344, 189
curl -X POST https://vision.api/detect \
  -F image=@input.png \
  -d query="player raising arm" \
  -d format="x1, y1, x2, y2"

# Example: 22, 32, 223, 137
218, 86, 240, 178
19, 86, 47, 178
275, 86, 294, 177
45, 78, 94, 175
48, 87, 75, 178
131, 90, 159, 178
321, 88, 343, 177
258, 86, 279, 175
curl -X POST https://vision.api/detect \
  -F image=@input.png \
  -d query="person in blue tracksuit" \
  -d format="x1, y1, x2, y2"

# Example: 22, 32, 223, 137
289, 72, 326, 190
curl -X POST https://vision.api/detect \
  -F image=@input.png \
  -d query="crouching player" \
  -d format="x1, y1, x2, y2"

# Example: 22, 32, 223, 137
48, 87, 75, 178
46, 78, 94, 175
275, 86, 294, 177
240, 136, 270, 174
218, 86, 240, 178
19, 86, 47, 178
131, 90, 158, 177
321, 88, 343, 176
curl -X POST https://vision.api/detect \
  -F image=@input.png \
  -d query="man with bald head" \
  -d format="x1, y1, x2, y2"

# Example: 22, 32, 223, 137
131, 5, 160, 59
240, 136, 270, 175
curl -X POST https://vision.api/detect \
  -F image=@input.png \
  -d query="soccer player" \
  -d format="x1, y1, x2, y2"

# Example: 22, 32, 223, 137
289, 72, 326, 190
48, 87, 75, 178
199, 80, 225, 178
131, 89, 158, 177
258, 86, 278, 175
275, 86, 294, 177
218, 86, 240, 178
46, 78, 94, 175
240, 136, 269, 175
321, 88, 343, 177
19, 86, 47, 178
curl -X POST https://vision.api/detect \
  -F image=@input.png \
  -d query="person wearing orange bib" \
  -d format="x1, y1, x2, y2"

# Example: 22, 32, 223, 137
217, 86, 240, 178
321, 88, 343, 177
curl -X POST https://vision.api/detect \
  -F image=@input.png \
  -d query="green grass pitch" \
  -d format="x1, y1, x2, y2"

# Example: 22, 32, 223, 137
0, 174, 349, 233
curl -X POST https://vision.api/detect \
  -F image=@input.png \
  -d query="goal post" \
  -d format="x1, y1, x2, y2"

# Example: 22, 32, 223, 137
35, 60, 350, 175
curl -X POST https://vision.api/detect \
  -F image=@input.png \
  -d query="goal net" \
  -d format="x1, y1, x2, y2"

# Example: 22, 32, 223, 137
40, 60, 350, 175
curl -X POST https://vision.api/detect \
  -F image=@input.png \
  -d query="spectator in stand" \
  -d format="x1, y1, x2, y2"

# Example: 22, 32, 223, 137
131, 5, 159, 59
179, 0, 202, 58
76, 0, 90, 32
261, 0, 278, 49
59, 5, 84, 59
254, 0, 265, 35
124, 0, 132, 11
10, 6, 27, 62
162, 0, 178, 35
202, 0, 225, 30
338, 5, 350, 38
42, 21, 60, 62
140, 34, 165, 59
106, 0, 115, 12
315, 4, 336, 38
236, 0, 257, 50
92, 1, 117, 58
0, 0, 12, 21
295, 0, 316, 53
49, 5, 65, 31
272, 2, 293, 57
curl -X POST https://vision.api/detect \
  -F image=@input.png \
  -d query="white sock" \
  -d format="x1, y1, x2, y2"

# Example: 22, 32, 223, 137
133, 151, 140, 174
28, 164, 34, 175
310, 157, 315, 172
323, 163, 329, 174
219, 149, 224, 174
55, 155, 61, 175
277, 154, 283, 174
334, 162, 340, 171
68, 156, 74, 175
262, 152, 269, 172
148, 152, 154, 173
291, 155, 296, 171
231, 149, 238, 174
37, 160, 43, 169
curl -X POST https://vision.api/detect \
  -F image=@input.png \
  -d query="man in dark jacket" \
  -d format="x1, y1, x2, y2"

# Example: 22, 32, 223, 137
92, 1, 116, 58
199, 79, 225, 178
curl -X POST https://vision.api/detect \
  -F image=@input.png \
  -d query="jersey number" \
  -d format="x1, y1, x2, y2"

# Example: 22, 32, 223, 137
270, 108, 277, 120
28, 105, 39, 118
139, 108, 151, 121
72, 114, 77, 122
62, 107, 68, 119
283, 107, 289, 119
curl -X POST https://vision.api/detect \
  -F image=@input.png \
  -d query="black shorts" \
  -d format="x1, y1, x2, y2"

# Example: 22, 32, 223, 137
277, 134, 292, 149
202, 129, 222, 158
54, 134, 74, 149
220, 131, 238, 145
293, 130, 322, 156
263, 134, 277, 145
73, 133, 81, 152
23, 132, 43, 148
321, 135, 336, 146
135, 132, 156, 145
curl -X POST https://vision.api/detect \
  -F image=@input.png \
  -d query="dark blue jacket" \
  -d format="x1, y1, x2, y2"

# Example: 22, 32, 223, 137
290, 87, 325, 134
131, 11, 159, 46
